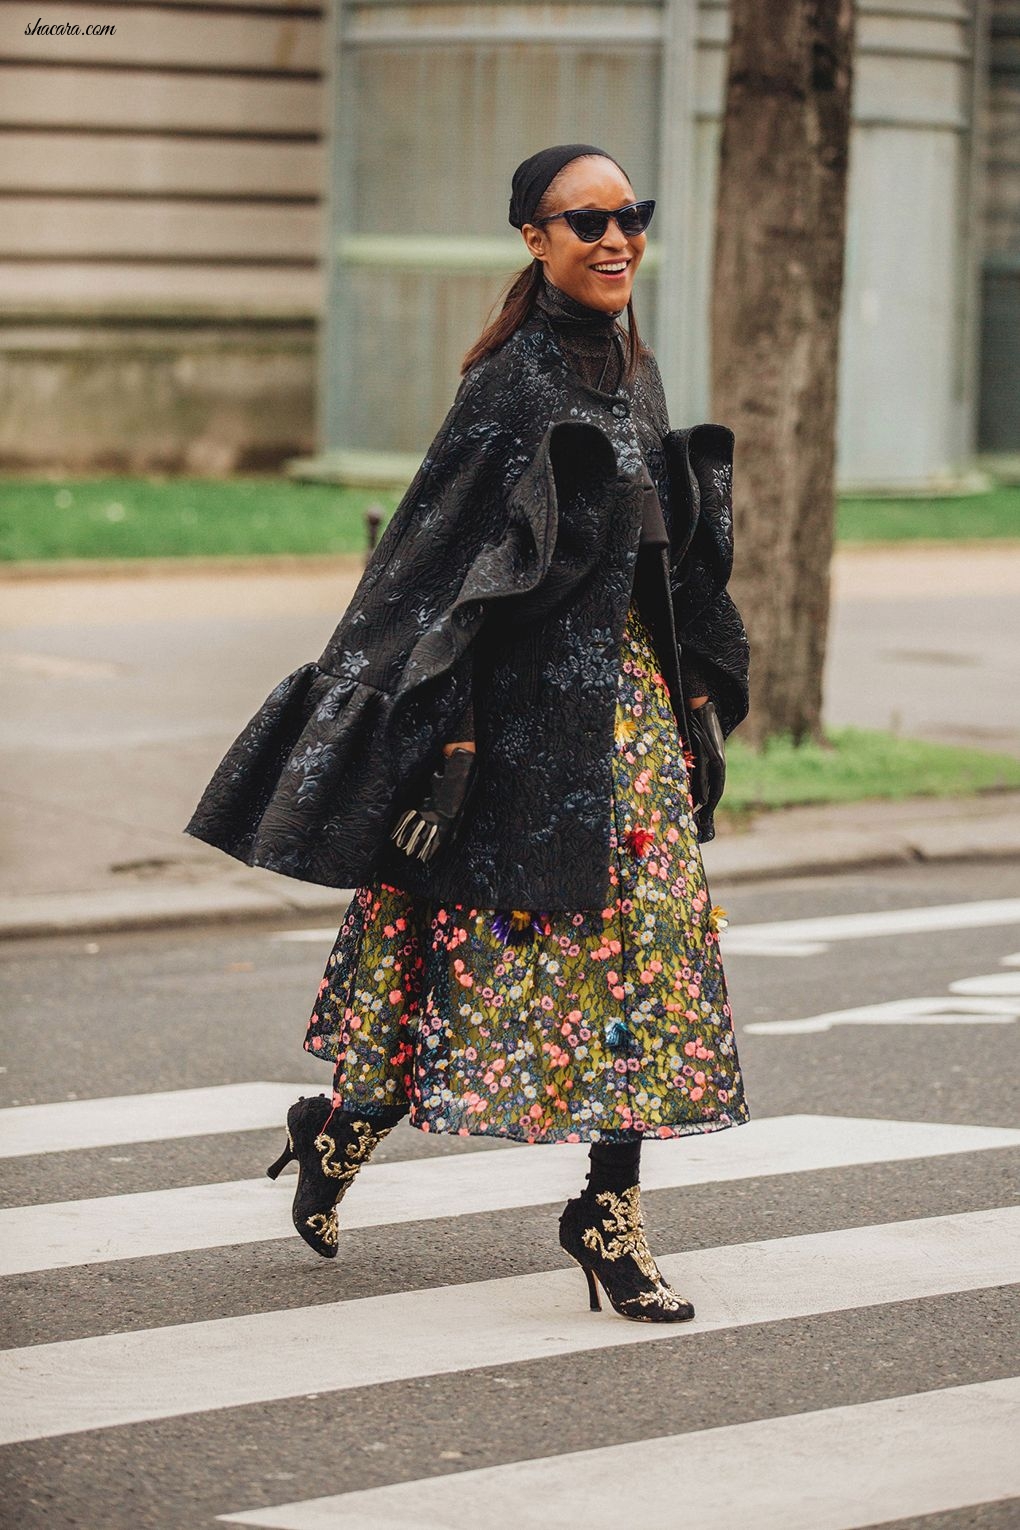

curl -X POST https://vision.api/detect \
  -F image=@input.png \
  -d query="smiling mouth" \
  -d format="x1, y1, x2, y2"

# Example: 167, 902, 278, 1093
589, 259, 632, 276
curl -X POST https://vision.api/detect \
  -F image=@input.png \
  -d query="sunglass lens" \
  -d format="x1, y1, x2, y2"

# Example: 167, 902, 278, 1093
618, 202, 654, 235
568, 211, 610, 242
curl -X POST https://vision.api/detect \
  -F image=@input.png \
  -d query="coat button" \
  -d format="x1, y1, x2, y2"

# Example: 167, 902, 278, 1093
611, 402, 628, 418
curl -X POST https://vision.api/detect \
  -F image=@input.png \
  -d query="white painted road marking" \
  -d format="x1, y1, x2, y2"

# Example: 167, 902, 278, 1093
3, 1114, 1018, 1276
951, 972, 1020, 996
0, 1082, 327, 1158
218, 1377, 1020, 1530
721, 898, 1020, 957
275, 903, 1020, 959
747, 949, 1020, 1035
0, 1207, 1015, 1445
745, 995, 1020, 1035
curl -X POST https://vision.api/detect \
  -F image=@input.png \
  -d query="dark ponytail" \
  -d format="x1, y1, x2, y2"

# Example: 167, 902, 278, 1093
460, 259, 546, 377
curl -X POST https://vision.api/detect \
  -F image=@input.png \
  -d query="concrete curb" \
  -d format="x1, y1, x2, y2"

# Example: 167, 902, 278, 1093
0, 880, 354, 941
701, 818, 1020, 884
5, 814, 1020, 940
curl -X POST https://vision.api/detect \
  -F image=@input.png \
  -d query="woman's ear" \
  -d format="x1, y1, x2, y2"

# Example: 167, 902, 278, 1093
521, 225, 546, 263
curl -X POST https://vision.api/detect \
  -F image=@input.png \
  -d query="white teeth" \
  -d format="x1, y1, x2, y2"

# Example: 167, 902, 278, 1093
593, 262, 627, 273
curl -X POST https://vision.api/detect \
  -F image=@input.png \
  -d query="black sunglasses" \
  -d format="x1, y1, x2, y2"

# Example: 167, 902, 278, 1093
532, 199, 655, 243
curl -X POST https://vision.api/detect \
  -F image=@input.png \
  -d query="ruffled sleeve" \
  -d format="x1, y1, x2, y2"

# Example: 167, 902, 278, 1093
665, 424, 750, 737
183, 394, 616, 887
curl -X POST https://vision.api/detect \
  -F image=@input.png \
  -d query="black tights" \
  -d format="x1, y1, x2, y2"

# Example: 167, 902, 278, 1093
326, 1101, 642, 1195
585, 1137, 642, 1196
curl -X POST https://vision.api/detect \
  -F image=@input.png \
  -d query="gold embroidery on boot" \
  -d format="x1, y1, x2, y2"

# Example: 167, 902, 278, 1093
314, 1129, 345, 1182
305, 1209, 338, 1248
315, 1119, 394, 1190
580, 1184, 690, 1315
305, 1118, 397, 1252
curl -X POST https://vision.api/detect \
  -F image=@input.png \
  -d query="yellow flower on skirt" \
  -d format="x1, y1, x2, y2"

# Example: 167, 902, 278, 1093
304, 601, 750, 1144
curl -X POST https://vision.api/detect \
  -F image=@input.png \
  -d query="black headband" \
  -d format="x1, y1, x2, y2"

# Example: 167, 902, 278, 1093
508, 143, 626, 231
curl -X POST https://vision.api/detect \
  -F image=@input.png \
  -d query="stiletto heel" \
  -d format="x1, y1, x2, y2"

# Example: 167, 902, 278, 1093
265, 1135, 295, 1180
582, 1263, 602, 1312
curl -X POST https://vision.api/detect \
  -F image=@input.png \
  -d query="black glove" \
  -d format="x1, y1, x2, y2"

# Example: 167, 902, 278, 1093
686, 699, 726, 843
390, 747, 477, 864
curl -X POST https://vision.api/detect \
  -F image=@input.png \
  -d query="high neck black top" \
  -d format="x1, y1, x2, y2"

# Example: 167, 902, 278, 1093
533, 271, 626, 395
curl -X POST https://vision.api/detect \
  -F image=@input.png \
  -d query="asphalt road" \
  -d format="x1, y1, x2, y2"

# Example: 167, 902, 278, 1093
1, 858, 1018, 1528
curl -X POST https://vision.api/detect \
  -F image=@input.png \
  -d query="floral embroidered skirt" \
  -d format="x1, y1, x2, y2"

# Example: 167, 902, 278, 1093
304, 599, 749, 1144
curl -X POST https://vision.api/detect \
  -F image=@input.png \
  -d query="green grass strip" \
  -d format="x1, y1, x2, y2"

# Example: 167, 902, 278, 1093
1, 477, 1018, 563
724, 726, 1020, 813
837, 486, 1020, 542
0, 478, 401, 562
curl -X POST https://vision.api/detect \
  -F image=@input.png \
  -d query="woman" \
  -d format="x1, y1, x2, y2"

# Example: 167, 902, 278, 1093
186, 143, 750, 1323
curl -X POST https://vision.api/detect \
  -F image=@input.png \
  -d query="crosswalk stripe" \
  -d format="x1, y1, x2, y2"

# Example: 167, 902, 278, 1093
721, 898, 1020, 957
0, 1082, 325, 1158
218, 1376, 1020, 1530
3, 1114, 1018, 1277
0, 1206, 1015, 1446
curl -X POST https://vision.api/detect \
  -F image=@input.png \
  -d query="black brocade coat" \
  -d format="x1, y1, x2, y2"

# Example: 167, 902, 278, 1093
184, 305, 749, 910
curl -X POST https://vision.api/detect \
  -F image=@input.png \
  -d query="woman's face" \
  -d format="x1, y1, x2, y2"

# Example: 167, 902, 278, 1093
521, 157, 646, 313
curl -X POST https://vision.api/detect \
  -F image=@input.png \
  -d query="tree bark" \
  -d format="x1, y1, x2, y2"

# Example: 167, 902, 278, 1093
710, 0, 856, 743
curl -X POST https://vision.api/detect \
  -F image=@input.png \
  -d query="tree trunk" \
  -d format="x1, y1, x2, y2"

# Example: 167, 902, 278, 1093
710, 0, 856, 744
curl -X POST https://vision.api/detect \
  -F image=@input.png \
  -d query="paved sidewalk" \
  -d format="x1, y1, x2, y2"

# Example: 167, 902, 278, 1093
3, 792, 1020, 940
2, 545, 1019, 938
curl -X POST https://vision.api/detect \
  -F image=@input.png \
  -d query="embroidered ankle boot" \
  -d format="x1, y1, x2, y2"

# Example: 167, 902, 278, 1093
266, 1094, 397, 1259
559, 1142, 695, 1322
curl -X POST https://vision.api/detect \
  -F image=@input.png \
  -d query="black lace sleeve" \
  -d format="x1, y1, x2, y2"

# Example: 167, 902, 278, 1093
679, 652, 712, 703
448, 690, 475, 744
